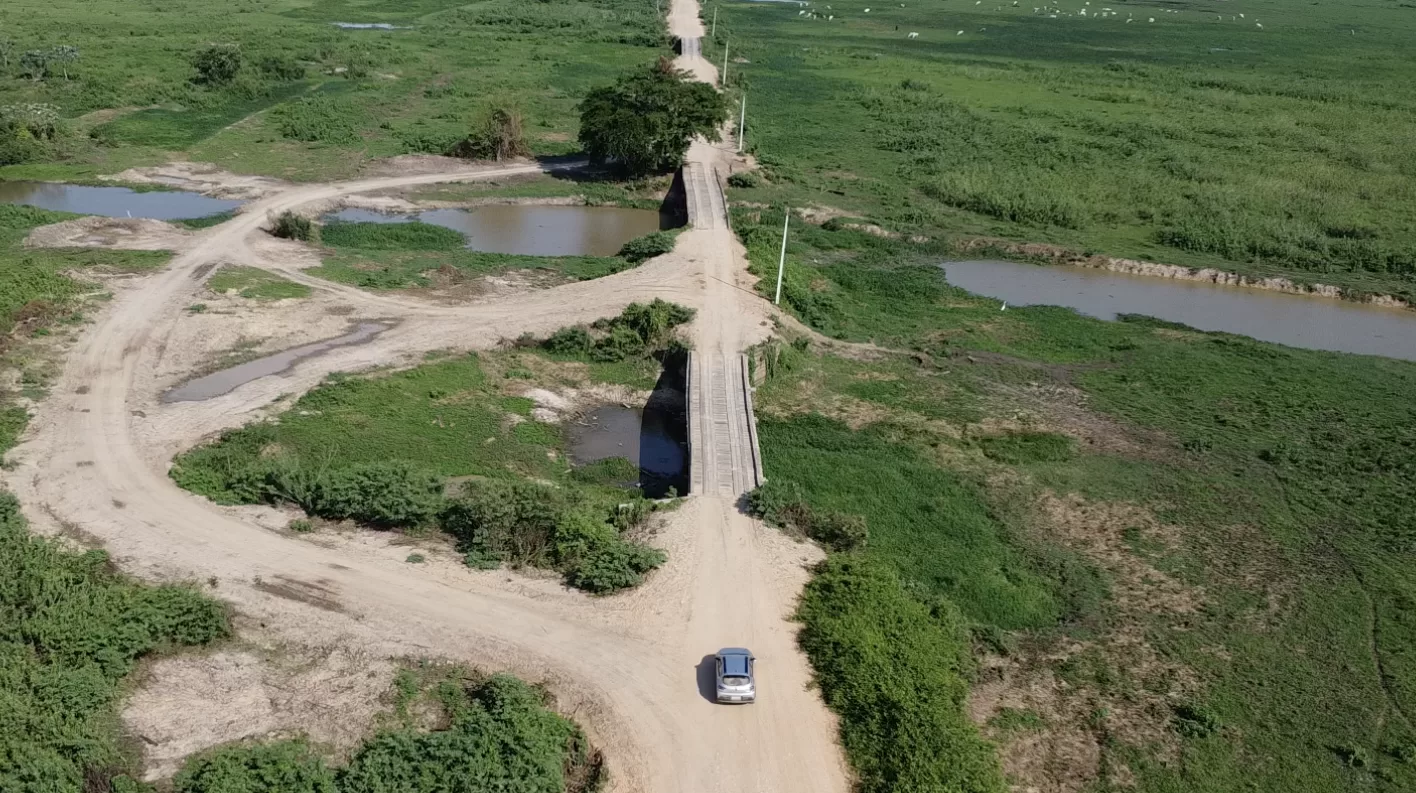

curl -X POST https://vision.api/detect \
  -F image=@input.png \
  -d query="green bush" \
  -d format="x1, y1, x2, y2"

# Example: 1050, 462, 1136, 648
726, 171, 761, 188
191, 44, 243, 85
748, 479, 868, 551
617, 230, 676, 263
270, 96, 359, 145
174, 739, 336, 793
565, 539, 666, 594
0, 492, 228, 792
796, 556, 1006, 793
441, 480, 564, 565
271, 211, 313, 242
542, 326, 592, 356
278, 461, 445, 529
977, 431, 1076, 465
256, 55, 305, 82
338, 675, 586, 793
319, 221, 466, 251
540, 300, 695, 364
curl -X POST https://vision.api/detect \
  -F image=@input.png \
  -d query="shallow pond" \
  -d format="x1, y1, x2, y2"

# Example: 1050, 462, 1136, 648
162, 322, 389, 403
942, 260, 1416, 361
568, 378, 689, 498
0, 181, 243, 221
326, 205, 666, 257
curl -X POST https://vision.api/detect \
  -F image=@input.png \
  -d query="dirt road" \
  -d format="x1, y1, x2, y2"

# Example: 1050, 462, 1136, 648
3, 2, 851, 790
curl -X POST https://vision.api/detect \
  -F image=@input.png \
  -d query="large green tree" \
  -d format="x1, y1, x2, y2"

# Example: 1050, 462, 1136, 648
578, 57, 727, 176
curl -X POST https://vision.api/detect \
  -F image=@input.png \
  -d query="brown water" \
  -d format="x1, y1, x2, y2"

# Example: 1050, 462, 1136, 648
943, 260, 1416, 361
568, 376, 689, 497
327, 205, 665, 257
161, 322, 389, 403
0, 181, 243, 220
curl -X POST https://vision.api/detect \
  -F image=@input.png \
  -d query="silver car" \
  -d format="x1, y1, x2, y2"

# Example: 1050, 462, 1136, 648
715, 647, 756, 703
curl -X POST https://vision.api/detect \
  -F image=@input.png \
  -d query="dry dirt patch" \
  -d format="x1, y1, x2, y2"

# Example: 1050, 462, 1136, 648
106, 162, 287, 200
24, 217, 194, 252
124, 641, 397, 781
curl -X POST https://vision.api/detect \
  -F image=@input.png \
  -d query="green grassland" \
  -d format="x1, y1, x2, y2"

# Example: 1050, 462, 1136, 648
0, 0, 668, 182
206, 265, 312, 300
710, 0, 1416, 298
743, 207, 1416, 790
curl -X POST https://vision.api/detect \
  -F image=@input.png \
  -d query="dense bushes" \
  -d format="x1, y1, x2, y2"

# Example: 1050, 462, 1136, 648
174, 674, 597, 793
443, 480, 665, 593
0, 492, 228, 792
0, 103, 68, 165
748, 479, 868, 551
270, 95, 360, 144
271, 211, 314, 241
616, 230, 677, 263
796, 556, 1007, 793
319, 220, 467, 250
538, 299, 695, 363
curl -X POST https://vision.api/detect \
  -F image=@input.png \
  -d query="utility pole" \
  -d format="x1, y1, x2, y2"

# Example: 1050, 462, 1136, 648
737, 93, 746, 153
712, 7, 718, 36
721, 39, 729, 87
774, 208, 790, 305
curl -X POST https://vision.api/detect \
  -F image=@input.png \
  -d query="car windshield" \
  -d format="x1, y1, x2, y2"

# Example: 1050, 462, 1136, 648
722, 675, 750, 687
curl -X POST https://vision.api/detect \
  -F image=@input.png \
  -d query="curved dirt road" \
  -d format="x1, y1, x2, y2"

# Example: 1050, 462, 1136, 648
3, 2, 852, 791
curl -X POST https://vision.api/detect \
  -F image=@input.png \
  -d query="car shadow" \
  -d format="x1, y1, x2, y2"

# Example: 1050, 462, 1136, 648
695, 654, 718, 704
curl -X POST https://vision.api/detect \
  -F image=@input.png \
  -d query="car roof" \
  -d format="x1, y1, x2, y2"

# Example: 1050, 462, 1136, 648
722, 654, 751, 676
716, 647, 753, 657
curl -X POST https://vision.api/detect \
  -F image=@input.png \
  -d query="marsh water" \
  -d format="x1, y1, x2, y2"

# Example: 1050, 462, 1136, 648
568, 373, 689, 497
0, 181, 242, 220
162, 323, 389, 403
325, 205, 665, 257
942, 260, 1416, 361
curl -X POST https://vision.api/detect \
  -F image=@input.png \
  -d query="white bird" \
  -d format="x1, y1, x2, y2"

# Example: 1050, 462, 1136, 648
1000, 301, 1008, 311
864, 7, 870, 11
957, 29, 965, 34
1255, 21, 1262, 28
1125, 17, 1132, 22
828, 14, 834, 19
1239, 13, 1245, 18
1148, 17, 1154, 22
907, 30, 919, 37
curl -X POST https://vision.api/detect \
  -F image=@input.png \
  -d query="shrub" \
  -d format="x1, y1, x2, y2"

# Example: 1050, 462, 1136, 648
441, 480, 565, 565
448, 106, 531, 161
319, 220, 466, 250
288, 518, 313, 533
294, 462, 445, 528
797, 556, 1006, 793
617, 230, 677, 263
542, 326, 592, 356
270, 96, 360, 145
0, 492, 228, 791
191, 44, 243, 85
174, 739, 336, 793
565, 540, 666, 594
727, 171, 761, 188
271, 211, 313, 241
257, 55, 306, 81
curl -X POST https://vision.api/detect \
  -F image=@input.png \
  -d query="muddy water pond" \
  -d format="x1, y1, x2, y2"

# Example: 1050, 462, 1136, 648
568, 384, 689, 498
943, 260, 1416, 361
0, 181, 243, 220
162, 322, 389, 403
326, 205, 667, 257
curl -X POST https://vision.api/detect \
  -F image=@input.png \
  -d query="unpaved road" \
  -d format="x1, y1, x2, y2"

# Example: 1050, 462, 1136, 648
3, 1, 852, 791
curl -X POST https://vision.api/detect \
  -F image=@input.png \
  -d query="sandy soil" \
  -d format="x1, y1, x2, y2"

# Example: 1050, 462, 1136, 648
2, 7, 851, 789
24, 217, 195, 252
106, 162, 288, 200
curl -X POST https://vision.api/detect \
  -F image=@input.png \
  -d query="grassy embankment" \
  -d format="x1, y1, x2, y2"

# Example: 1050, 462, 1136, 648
0, 0, 667, 182
171, 301, 692, 593
310, 217, 677, 290
707, 0, 1416, 299
735, 208, 1416, 792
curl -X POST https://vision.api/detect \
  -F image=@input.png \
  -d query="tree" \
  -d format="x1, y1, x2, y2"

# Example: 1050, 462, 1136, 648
447, 105, 530, 162
19, 50, 48, 82
190, 43, 242, 85
49, 45, 79, 80
578, 57, 728, 176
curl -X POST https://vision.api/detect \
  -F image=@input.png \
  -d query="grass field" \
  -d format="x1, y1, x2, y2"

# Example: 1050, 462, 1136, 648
744, 205, 1416, 790
710, 0, 1416, 297
0, 0, 669, 182
206, 265, 311, 300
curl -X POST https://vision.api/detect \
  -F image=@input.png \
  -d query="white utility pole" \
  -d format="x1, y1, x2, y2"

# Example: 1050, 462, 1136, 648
721, 39, 730, 87
737, 93, 746, 153
712, 7, 718, 36
774, 208, 790, 305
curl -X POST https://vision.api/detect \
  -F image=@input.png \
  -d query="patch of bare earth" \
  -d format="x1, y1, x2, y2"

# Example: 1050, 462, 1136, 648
123, 639, 397, 781
969, 491, 1204, 792
24, 217, 194, 252
980, 379, 1177, 463
106, 162, 287, 200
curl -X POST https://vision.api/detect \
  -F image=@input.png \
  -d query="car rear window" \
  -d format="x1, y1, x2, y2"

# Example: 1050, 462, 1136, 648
723, 656, 749, 676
